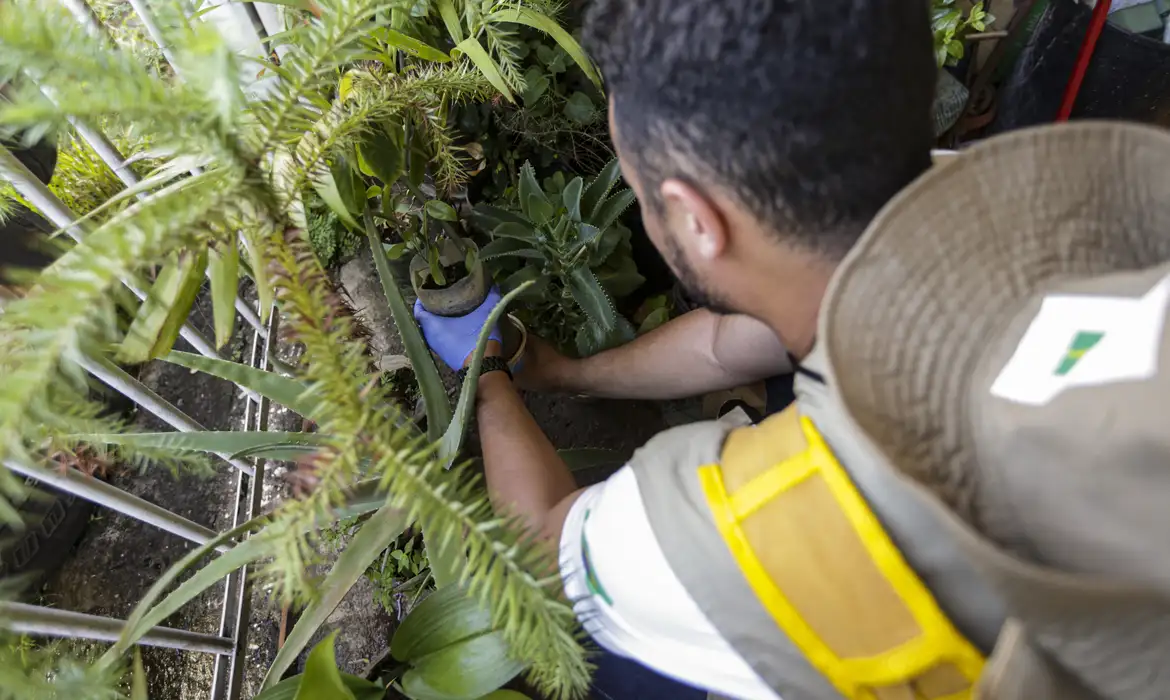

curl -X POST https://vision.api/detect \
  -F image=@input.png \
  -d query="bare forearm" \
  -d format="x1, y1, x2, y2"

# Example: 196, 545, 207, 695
476, 372, 578, 536
549, 309, 789, 399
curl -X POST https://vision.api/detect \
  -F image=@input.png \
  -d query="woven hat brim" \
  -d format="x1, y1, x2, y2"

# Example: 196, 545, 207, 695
820, 121, 1170, 533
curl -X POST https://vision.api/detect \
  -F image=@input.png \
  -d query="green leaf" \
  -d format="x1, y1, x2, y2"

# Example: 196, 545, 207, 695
404, 631, 524, 699
562, 177, 584, 222
131, 649, 147, 700
582, 159, 623, 221
208, 243, 239, 350
638, 307, 671, 335
357, 125, 405, 186
74, 431, 327, 458
479, 692, 532, 700
591, 189, 636, 235
517, 163, 546, 221
454, 38, 514, 103
366, 185, 382, 199
487, 8, 603, 89
563, 91, 595, 125
438, 282, 533, 462
254, 674, 384, 700
374, 27, 452, 63
479, 238, 541, 262
425, 200, 459, 222
163, 351, 325, 422
384, 242, 410, 260
568, 267, 618, 331
295, 632, 355, 700
526, 194, 555, 225
472, 204, 531, 232
265, 505, 411, 688
597, 255, 644, 299
437, 0, 464, 44
491, 222, 537, 243
313, 158, 363, 231
520, 66, 549, 107
576, 223, 601, 246
119, 250, 208, 364
391, 585, 492, 661
501, 267, 548, 302
365, 210, 452, 438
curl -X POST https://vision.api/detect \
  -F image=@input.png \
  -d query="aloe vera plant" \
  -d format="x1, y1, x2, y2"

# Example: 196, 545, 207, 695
473, 160, 644, 356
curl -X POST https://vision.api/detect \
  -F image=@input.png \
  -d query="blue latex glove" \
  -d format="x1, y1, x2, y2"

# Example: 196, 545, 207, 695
413, 288, 503, 370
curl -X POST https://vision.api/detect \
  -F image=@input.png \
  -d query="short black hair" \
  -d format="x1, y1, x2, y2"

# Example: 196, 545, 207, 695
584, 0, 936, 258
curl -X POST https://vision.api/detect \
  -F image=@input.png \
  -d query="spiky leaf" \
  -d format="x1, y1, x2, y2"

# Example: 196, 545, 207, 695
590, 189, 636, 235
562, 177, 584, 223
567, 267, 617, 331
479, 238, 542, 262
208, 242, 239, 349
582, 159, 623, 221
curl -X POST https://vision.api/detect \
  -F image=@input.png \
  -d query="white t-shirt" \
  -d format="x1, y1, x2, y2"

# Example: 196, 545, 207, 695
559, 466, 782, 700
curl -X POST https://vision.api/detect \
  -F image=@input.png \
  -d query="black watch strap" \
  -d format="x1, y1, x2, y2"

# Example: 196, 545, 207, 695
458, 356, 513, 384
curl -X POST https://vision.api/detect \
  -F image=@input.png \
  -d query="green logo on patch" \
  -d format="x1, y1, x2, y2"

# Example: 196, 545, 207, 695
1054, 331, 1105, 376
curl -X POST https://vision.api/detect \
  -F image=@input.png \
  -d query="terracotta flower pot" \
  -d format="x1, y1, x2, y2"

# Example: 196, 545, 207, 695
410, 237, 488, 317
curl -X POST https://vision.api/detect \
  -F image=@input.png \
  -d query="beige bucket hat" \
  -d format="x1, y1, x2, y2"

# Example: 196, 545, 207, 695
819, 121, 1170, 698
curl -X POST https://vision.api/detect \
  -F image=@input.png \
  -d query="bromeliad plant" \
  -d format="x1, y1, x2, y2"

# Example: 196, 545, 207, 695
473, 160, 643, 356
0, 1, 591, 698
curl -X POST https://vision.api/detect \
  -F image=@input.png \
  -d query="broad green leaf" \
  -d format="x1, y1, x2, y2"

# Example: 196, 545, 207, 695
597, 254, 645, 298
582, 159, 623, 221
563, 91, 595, 125
453, 38, 514, 103
119, 250, 208, 363
568, 267, 618, 331
295, 632, 355, 700
75, 431, 327, 458
478, 238, 541, 262
163, 351, 324, 422
365, 210, 452, 438
491, 222, 537, 243
487, 8, 602, 89
404, 631, 524, 699
425, 200, 458, 222
562, 177, 583, 222
374, 27, 452, 63
501, 267, 548, 302
517, 162, 545, 220
366, 185, 382, 199
208, 243, 239, 349
254, 674, 384, 700
131, 650, 147, 700
638, 307, 671, 335
357, 126, 405, 186
438, 281, 533, 462
592, 189, 636, 235
264, 505, 410, 688
576, 223, 601, 246
526, 194, 554, 225
313, 157, 363, 231
437, 0, 464, 44
391, 585, 492, 661
384, 242, 410, 260
472, 205, 530, 232
479, 692, 532, 700
520, 66, 549, 107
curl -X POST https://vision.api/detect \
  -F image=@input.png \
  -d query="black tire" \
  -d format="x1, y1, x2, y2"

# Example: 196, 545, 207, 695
0, 481, 94, 590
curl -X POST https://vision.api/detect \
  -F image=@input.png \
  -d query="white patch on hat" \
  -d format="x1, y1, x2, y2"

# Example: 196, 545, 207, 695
990, 274, 1170, 406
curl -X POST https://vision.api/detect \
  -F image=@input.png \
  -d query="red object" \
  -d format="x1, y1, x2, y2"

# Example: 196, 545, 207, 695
1057, 0, 1114, 121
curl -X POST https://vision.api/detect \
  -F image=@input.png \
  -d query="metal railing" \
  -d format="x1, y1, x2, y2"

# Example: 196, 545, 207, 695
0, 3, 285, 698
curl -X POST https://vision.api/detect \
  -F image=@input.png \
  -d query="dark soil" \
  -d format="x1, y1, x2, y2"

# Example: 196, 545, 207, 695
418, 262, 468, 291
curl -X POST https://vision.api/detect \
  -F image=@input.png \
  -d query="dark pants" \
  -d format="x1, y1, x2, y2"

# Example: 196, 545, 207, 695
589, 647, 708, 700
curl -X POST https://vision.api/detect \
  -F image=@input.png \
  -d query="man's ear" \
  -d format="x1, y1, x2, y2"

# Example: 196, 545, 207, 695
660, 178, 727, 261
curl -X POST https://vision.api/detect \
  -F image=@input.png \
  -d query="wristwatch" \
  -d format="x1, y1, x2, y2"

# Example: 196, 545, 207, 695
458, 356, 513, 384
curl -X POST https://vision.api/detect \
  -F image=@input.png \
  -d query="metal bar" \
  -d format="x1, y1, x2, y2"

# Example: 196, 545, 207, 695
125, 0, 181, 72
80, 355, 256, 476
2, 459, 222, 549
224, 309, 277, 700
59, 0, 104, 37
0, 602, 234, 655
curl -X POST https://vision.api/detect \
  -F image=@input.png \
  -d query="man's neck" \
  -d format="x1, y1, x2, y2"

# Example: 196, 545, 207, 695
749, 256, 836, 360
